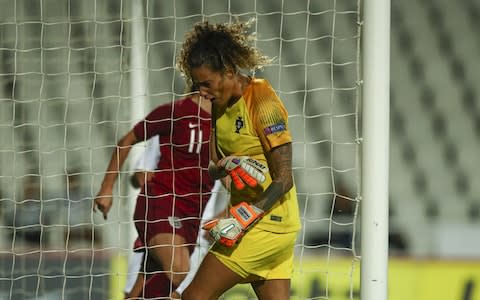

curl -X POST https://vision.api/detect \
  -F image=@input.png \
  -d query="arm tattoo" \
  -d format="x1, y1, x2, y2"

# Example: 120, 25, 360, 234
256, 143, 293, 212
260, 181, 285, 211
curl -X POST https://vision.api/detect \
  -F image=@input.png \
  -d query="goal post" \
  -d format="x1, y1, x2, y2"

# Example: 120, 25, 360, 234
127, 0, 149, 250
361, 0, 391, 299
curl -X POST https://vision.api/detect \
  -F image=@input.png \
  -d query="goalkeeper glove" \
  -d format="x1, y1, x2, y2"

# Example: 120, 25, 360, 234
219, 156, 268, 190
202, 202, 264, 247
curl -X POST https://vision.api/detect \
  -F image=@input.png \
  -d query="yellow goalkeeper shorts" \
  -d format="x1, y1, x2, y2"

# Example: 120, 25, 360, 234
210, 225, 298, 280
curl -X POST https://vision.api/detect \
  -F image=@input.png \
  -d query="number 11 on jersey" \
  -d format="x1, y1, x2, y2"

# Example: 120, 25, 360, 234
188, 126, 203, 154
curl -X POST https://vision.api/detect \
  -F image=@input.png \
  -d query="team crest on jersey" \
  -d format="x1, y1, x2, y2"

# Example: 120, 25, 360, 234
235, 116, 244, 133
168, 216, 182, 229
264, 122, 286, 135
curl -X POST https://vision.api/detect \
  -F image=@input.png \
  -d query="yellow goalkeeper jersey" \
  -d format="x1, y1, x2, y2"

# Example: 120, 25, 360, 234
215, 78, 301, 233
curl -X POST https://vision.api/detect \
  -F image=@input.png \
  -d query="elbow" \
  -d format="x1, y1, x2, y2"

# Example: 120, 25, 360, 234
118, 131, 138, 148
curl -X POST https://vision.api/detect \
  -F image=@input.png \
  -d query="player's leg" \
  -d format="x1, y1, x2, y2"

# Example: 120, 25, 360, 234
124, 239, 146, 299
140, 233, 190, 298
182, 252, 244, 300
124, 272, 145, 299
176, 184, 227, 297
134, 192, 195, 296
143, 272, 177, 298
248, 229, 297, 300
250, 233, 296, 300
251, 279, 291, 300
174, 240, 209, 296
147, 232, 190, 288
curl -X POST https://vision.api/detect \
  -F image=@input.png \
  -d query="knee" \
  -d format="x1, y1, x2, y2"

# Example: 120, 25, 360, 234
169, 272, 187, 288
168, 260, 189, 287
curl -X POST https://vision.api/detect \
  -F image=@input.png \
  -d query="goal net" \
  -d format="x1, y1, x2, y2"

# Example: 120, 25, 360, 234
0, 0, 361, 299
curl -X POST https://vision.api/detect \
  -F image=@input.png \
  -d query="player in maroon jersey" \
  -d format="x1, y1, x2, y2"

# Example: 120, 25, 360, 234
94, 92, 213, 299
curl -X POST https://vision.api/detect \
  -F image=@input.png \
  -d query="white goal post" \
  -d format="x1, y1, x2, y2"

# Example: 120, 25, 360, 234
361, 0, 390, 299
0, 0, 389, 299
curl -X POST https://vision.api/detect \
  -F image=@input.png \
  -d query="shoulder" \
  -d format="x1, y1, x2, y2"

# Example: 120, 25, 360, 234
153, 97, 192, 110
174, 97, 193, 107
172, 97, 198, 114
245, 78, 283, 111
149, 100, 174, 115
148, 97, 193, 117
249, 78, 276, 97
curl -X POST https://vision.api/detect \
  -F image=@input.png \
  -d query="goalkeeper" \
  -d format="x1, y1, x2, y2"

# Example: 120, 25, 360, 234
177, 19, 300, 300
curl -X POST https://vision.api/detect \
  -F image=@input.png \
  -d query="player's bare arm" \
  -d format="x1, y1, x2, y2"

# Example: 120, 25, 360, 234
94, 130, 138, 219
254, 142, 293, 212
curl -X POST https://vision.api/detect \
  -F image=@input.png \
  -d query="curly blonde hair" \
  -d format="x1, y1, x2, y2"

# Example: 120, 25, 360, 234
177, 19, 271, 88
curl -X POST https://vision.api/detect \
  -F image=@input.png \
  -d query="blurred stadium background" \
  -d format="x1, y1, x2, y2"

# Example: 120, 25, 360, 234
0, 0, 479, 299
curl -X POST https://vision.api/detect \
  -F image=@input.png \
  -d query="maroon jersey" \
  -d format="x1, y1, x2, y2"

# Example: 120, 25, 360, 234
133, 97, 213, 206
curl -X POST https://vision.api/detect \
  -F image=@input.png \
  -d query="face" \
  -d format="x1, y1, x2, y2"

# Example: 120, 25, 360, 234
190, 65, 235, 109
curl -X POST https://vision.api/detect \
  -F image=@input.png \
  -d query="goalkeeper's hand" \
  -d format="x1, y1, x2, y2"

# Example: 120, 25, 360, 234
218, 156, 268, 190
202, 202, 264, 247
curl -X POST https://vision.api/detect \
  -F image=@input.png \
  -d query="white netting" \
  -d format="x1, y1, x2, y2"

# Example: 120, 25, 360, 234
0, 0, 361, 299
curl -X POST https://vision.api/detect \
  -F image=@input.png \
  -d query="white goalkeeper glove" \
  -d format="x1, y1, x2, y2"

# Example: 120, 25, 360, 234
218, 156, 268, 190
202, 202, 264, 247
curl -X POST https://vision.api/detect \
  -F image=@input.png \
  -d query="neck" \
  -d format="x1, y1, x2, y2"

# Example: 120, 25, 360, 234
227, 74, 251, 107
237, 74, 251, 95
